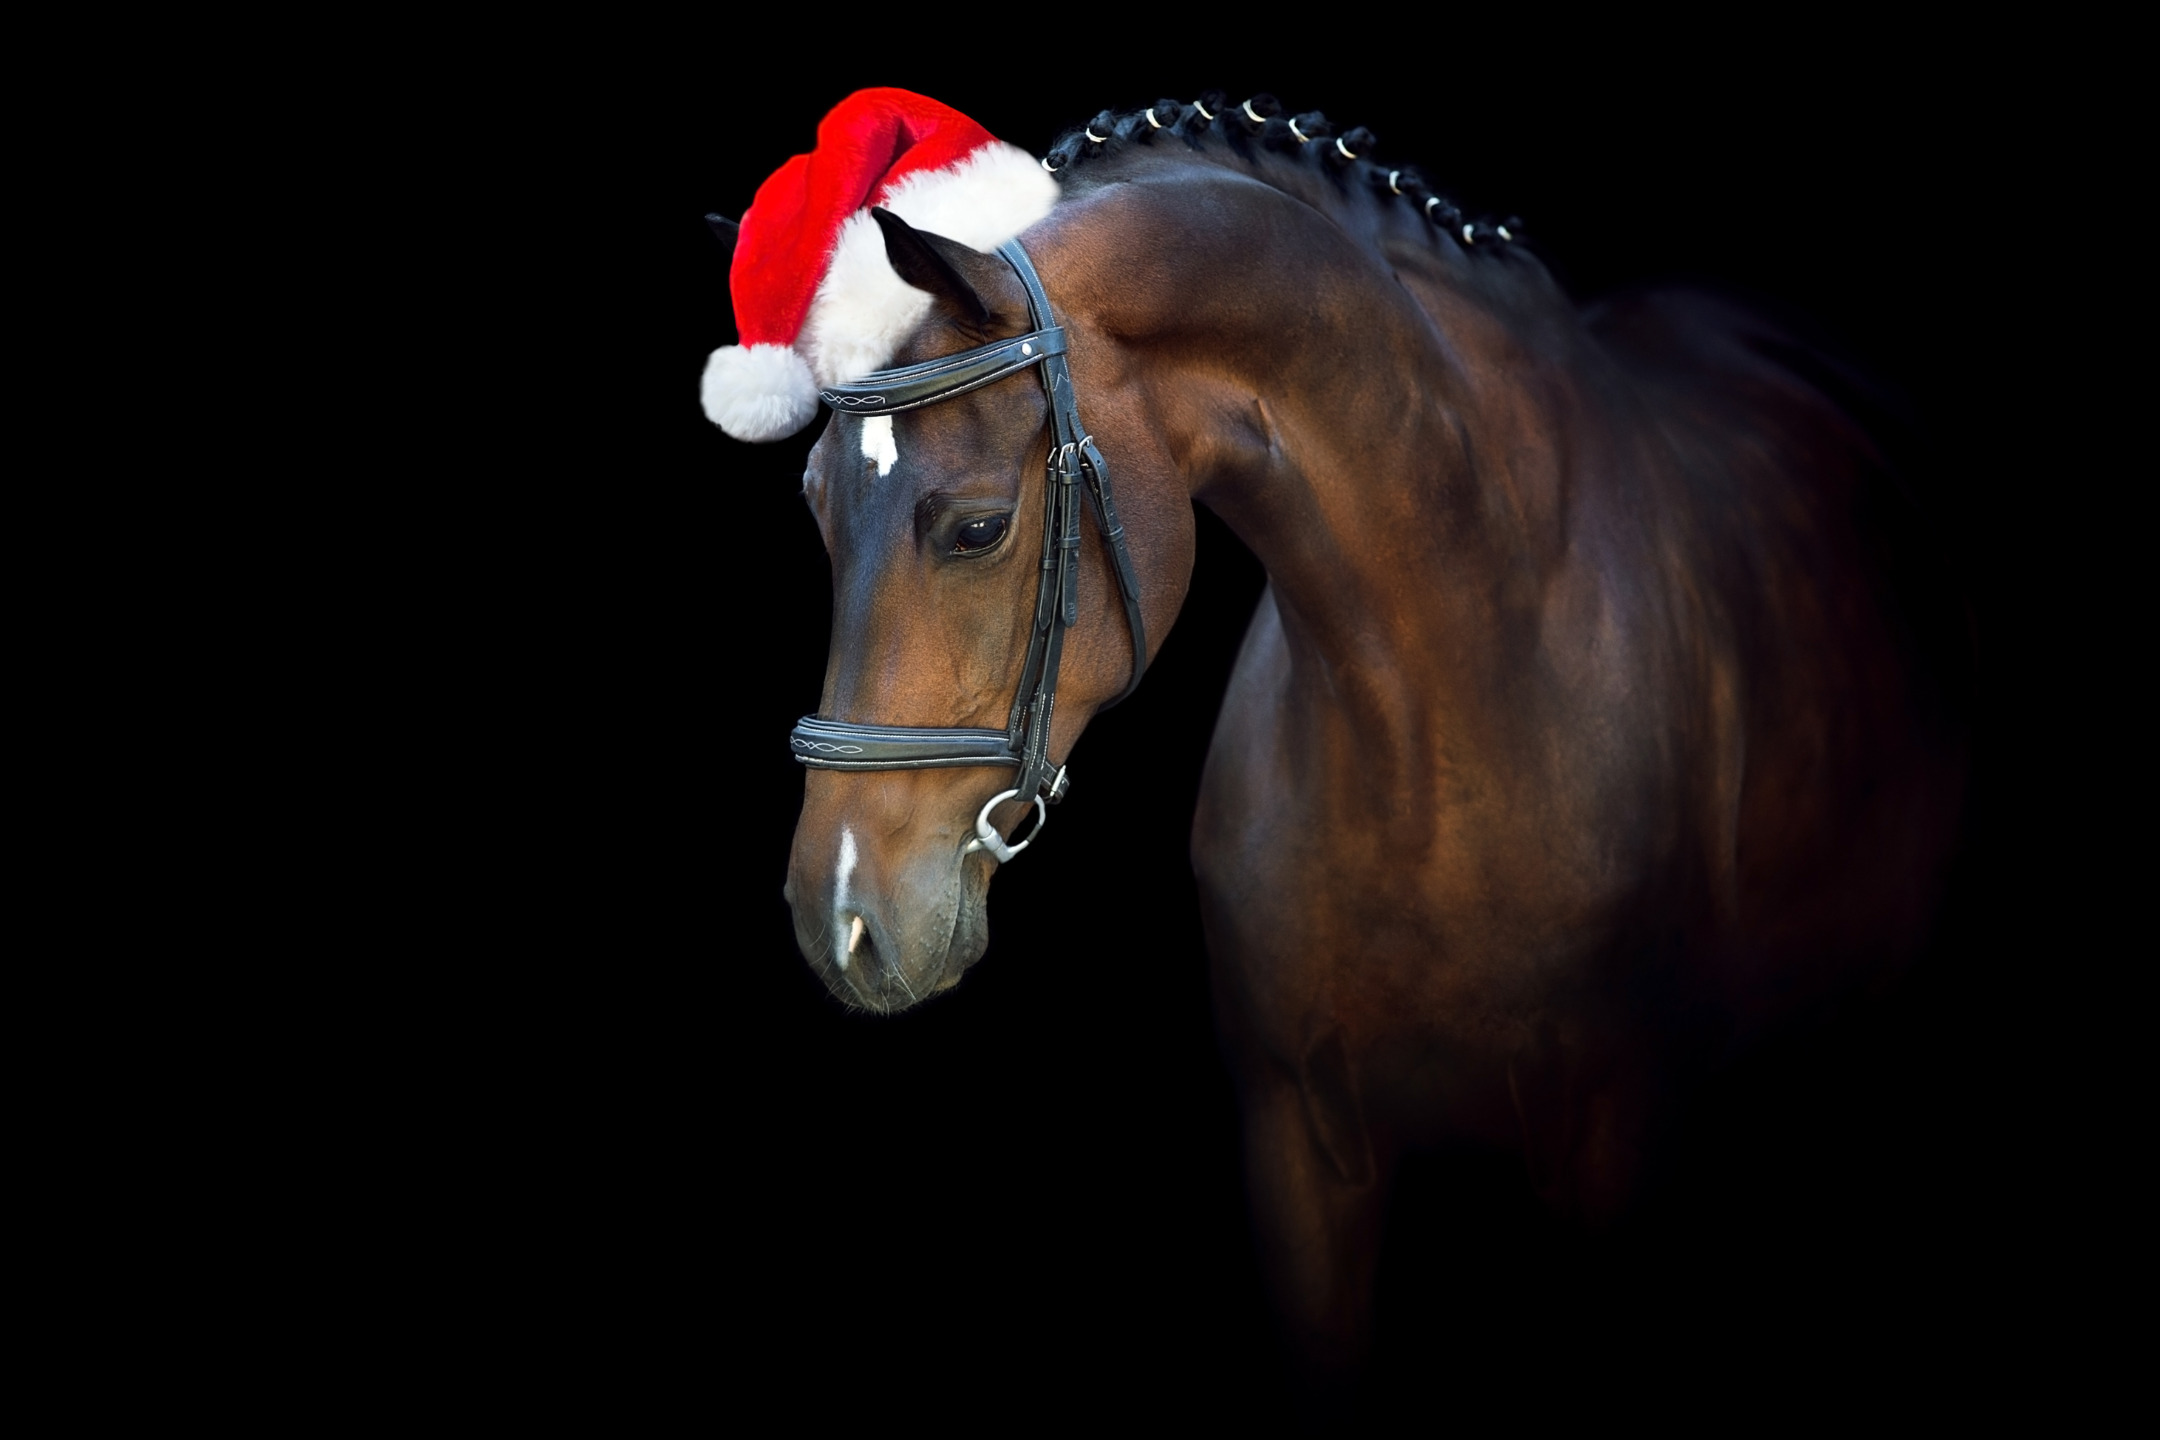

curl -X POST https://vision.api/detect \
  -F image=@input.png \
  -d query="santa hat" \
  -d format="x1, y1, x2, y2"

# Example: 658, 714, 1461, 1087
702, 88, 1060, 443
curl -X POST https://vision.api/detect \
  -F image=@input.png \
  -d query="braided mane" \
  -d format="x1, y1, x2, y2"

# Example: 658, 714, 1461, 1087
1042, 91, 1525, 254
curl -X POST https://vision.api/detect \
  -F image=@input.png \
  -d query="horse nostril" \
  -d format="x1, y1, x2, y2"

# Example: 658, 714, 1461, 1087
836, 912, 872, 973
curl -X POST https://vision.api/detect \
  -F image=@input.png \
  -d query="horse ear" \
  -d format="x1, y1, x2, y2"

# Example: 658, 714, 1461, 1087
705, 213, 741, 346
705, 212, 740, 258
869, 207, 999, 330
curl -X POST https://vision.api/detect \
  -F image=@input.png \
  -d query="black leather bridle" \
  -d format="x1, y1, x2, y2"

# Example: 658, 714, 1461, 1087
787, 239, 1148, 862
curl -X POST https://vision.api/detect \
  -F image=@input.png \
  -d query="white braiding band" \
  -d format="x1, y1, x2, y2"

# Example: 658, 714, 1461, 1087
1288, 118, 1311, 143
1336, 137, 1358, 160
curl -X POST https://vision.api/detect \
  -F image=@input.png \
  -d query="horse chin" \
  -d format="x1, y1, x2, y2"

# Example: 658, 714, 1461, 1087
788, 852, 995, 1016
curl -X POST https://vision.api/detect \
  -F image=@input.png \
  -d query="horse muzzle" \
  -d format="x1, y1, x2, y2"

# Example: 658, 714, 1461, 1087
783, 776, 1018, 1013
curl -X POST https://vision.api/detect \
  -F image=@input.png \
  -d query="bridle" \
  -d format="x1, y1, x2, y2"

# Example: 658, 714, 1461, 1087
787, 239, 1149, 863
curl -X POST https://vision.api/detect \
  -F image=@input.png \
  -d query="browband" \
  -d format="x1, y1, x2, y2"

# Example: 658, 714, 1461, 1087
819, 328, 1067, 414
789, 237, 1148, 821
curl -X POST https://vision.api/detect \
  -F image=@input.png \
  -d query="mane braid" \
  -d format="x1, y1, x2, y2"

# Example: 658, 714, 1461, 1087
1042, 91, 1526, 256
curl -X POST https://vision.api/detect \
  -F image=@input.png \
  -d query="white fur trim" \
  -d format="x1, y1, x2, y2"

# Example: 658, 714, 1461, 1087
701, 342, 819, 442
801, 142, 1059, 386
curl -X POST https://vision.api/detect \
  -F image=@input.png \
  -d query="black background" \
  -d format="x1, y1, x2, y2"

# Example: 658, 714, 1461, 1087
462, 37, 2095, 1427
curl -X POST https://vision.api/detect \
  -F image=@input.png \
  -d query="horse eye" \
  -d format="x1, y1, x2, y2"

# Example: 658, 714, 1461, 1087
953, 515, 1009, 553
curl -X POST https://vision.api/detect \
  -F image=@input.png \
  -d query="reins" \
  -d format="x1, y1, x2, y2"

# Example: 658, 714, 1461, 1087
788, 239, 1148, 862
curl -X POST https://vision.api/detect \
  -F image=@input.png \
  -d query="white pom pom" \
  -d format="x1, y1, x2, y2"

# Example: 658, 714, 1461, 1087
701, 343, 819, 442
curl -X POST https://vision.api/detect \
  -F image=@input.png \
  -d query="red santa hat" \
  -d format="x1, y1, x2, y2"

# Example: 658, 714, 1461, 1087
702, 88, 1060, 442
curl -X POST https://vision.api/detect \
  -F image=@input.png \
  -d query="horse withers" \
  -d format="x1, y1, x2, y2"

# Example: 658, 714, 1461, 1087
723, 92, 1970, 1390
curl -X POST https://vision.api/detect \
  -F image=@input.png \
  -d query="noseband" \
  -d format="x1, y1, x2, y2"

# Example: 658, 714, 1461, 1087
788, 239, 1149, 862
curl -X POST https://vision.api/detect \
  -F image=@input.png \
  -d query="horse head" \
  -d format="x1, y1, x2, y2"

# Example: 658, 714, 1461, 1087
776, 206, 1192, 1012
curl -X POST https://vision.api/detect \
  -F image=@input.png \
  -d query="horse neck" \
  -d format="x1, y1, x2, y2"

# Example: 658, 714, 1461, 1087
1054, 162, 1599, 687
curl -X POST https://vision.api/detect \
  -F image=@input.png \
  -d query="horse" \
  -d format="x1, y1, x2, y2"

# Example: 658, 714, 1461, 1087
737, 91, 1970, 1394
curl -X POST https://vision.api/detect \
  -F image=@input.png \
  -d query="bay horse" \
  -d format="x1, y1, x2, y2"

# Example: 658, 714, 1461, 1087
757, 94, 1968, 1389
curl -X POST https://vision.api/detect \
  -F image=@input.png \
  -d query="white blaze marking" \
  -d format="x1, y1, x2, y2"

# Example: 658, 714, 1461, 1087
861, 415, 897, 476
834, 828, 858, 971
